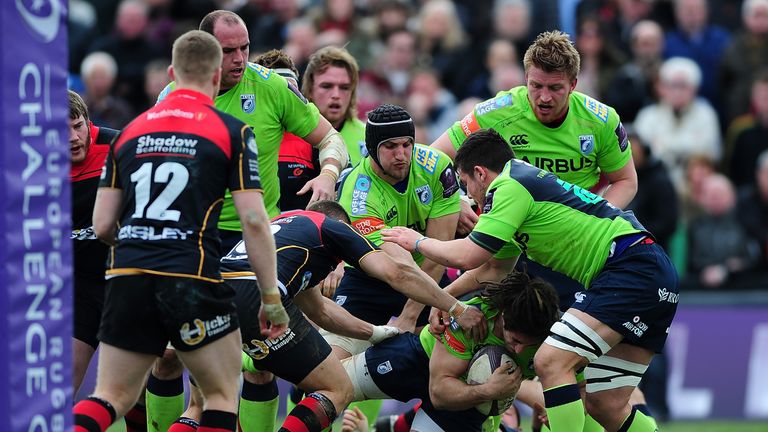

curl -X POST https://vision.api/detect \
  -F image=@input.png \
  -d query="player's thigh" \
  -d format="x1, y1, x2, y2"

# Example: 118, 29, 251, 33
583, 343, 655, 415
295, 352, 354, 408
94, 343, 157, 412
176, 329, 243, 396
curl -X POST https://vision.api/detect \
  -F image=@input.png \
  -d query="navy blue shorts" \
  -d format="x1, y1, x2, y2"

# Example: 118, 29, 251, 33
229, 279, 332, 384
366, 333, 487, 431
333, 268, 431, 326
570, 241, 679, 353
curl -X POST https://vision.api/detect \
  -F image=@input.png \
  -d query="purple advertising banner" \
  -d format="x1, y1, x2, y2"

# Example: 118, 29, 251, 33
667, 306, 768, 419
1, 1, 71, 431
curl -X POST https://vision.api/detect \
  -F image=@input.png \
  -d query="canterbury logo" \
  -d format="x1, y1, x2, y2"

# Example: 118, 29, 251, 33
658, 288, 679, 304
509, 134, 529, 145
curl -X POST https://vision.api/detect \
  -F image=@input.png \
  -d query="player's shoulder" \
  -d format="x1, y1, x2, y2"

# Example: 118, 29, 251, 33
473, 87, 525, 117
569, 91, 620, 126
412, 143, 451, 176
343, 117, 366, 134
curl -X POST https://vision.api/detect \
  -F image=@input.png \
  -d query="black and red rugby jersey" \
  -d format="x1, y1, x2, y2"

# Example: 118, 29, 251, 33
100, 89, 262, 281
277, 132, 319, 211
71, 123, 118, 278
220, 210, 379, 298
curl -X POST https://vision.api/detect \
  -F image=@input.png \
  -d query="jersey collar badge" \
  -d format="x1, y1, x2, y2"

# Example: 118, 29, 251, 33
579, 135, 595, 156
241, 94, 255, 114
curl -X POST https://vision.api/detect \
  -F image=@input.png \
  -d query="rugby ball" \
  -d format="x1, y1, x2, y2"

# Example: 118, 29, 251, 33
466, 345, 517, 416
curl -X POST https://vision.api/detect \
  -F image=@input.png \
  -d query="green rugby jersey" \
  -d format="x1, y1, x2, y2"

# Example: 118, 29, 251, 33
469, 159, 647, 288
157, 63, 320, 224
418, 297, 537, 380
448, 87, 631, 189
337, 144, 460, 265
339, 117, 366, 167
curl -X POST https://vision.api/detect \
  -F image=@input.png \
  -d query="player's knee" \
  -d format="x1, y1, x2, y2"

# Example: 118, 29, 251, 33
243, 370, 274, 385
153, 349, 183, 378
584, 391, 628, 422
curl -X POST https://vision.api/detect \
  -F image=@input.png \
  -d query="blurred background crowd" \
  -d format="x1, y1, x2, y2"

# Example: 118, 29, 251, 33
67, 0, 768, 292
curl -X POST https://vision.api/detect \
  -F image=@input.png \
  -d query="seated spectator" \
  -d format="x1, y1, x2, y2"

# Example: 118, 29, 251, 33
680, 154, 717, 223
719, 0, 768, 125
79, 51, 134, 129
142, 58, 170, 111
466, 38, 518, 100
635, 57, 721, 192
664, 0, 731, 109
625, 126, 679, 251
575, 16, 626, 100
684, 173, 761, 290
604, 20, 665, 122
726, 70, 768, 188
736, 150, 768, 279
406, 68, 457, 143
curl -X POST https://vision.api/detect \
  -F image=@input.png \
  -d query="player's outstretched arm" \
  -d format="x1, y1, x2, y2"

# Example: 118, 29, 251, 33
381, 227, 493, 270
428, 341, 521, 411
92, 188, 123, 246
232, 190, 288, 338
294, 287, 399, 343
430, 131, 458, 161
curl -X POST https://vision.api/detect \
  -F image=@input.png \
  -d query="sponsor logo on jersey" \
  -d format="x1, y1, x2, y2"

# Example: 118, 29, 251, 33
508, 134, 529, 146
622, 316, 648, 337
118, 225, 193, 241
136, 134, 198, 156
299, 271, 313, 292
71, 226, 97, 240
243, 327, 297, 358
335, 295, 347, 305
358, 140, 368, 157
147, 109, 194, 120
415, 185, 433, 205
658, 288, 679, 304
518, 155, 595, 174
460, 112, 481, 137
414, 147, 439, 174
439, 165, 459, 198
443, 329, 467, 353
241, 94, 256, 114
16, 0, 63, 43
579, 135, 595, 155
574, 292, 586, 303
287, 81, 308, 104
377, 361, 393, 375
353, 217, 385, 235
584, 96, 609, 123
476, 94, 513, 115
482, 189, 495, 213
180, 315, 233, 346
351, 174, 371, 215
615, 122, 629, 152
249, 63, 272, 80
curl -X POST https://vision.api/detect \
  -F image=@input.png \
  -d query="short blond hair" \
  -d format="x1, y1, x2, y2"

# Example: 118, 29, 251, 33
171, 30, 222, 84
523, 30, 580, 81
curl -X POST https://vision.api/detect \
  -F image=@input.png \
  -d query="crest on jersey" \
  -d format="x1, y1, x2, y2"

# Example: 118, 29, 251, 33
415, 185, 433, 205
241, 94, 255, 114
579, 135, 595, 155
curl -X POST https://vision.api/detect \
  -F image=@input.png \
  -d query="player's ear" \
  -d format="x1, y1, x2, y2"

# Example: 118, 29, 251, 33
168, 65, 176, 82
212, 66, 222, 88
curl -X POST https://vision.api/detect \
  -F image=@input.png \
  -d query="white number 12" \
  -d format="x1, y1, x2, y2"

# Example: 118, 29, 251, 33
130, 162, 189, 221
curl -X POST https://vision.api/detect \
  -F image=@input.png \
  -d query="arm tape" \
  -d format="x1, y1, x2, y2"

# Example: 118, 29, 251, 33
316, 128, 349, 169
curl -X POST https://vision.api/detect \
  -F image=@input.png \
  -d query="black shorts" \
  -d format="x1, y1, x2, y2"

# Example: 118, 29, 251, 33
74, 273, 106, 349
230, 279, 332, 384
219, 229, 243, 256
99, 275, 239, 356
332, 268, 431, 326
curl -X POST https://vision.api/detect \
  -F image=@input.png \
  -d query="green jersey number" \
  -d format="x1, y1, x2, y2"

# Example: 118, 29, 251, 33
556, 179, 602, 205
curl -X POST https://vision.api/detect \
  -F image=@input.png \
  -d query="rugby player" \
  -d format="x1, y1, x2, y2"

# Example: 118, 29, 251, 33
383, 128, 678, 432
73, 30, 287, 432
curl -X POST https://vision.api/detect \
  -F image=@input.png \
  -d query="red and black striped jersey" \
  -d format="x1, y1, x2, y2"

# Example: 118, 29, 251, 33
99, 89, 262, 281
71, 123, 118, 278
220, 210, 379, 298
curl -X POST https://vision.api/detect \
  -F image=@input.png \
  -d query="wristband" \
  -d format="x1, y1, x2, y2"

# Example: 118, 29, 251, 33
414, 236, 429, 254
320, 164, 340, 180
448, 301, 467, 319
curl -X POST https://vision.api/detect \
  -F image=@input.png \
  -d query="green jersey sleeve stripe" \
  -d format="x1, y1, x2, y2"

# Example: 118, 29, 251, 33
468, 231, 506, 254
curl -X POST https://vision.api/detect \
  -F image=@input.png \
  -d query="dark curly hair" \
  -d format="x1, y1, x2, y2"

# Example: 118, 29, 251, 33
482, 269, 560, 342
